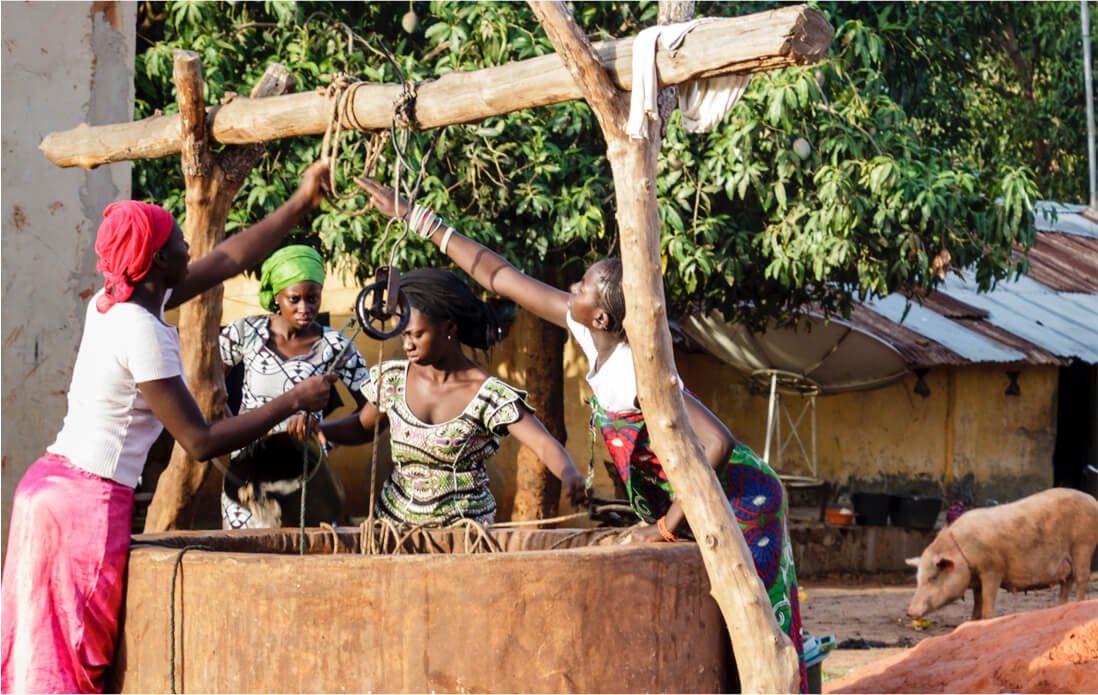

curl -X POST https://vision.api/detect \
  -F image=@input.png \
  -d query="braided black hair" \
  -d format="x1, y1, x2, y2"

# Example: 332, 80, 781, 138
594, 257, 626, 336
400, 268, 502, 350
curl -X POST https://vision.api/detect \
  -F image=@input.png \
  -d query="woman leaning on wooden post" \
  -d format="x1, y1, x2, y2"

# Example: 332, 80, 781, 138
354, 172, 808, 693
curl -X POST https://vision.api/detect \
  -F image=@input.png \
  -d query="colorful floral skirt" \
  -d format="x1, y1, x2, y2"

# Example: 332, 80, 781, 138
592, 399, 807, 692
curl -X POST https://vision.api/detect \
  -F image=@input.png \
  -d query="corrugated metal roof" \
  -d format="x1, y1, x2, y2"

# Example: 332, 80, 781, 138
853, 202, 1098, 367
945, 316, 1065, 366
937, 271, 1098, 363
1021, 232, 1098, 292
864, 293, 1025, 363
844, 303, 968, 366
1034, 201, 1098, 239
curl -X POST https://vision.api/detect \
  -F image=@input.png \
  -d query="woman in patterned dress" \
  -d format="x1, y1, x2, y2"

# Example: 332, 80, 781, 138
353, 176, 808, 691
219, 245, 370, 529
291, 268, 587, 525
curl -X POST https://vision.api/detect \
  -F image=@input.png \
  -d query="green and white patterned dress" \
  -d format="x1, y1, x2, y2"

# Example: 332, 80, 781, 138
365, 360, 532, 525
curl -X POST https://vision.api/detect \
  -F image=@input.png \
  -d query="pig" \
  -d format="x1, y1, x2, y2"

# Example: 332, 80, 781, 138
905, 487, 1098, 621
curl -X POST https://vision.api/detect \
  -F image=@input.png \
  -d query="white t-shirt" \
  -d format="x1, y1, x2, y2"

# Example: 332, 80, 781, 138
565, 311, 682, 414
48, 290, 183, 487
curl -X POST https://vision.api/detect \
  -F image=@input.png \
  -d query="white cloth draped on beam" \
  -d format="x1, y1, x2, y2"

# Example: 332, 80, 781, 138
626, 19, 752, 139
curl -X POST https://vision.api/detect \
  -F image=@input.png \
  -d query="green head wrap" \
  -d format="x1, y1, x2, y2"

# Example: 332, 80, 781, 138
258, 245, 326, 312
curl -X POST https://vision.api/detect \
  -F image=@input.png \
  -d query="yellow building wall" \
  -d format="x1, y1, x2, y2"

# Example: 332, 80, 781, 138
221, 273, 1058, 523
678, 350, 1057, 503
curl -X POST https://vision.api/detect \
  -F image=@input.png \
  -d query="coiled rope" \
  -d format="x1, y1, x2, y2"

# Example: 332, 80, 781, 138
319, 73, 388, 216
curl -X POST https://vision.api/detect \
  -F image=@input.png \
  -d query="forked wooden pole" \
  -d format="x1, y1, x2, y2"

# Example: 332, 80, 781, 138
529, 2, 818, 691
143, 54, 296, 531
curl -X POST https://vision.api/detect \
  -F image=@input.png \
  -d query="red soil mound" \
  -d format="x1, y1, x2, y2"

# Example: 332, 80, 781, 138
824, 600, 1098, 693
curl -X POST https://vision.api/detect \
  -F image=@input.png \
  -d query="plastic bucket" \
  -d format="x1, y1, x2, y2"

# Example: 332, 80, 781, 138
888, 494, 942, 529
852, 492, 891, 526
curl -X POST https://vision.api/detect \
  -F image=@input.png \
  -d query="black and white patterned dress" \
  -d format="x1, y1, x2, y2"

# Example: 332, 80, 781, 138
218, 314, 369, 529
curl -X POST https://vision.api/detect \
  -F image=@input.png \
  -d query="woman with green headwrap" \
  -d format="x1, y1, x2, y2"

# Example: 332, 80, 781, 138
219, 244, 369, 529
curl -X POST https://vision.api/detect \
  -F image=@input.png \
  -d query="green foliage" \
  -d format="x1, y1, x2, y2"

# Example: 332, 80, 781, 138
133, 1, 1080, 329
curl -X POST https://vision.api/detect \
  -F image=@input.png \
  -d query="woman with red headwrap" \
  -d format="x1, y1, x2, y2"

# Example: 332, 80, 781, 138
1, 160, 335, 694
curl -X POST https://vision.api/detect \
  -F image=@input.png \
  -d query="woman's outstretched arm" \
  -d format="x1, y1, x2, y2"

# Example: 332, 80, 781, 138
286, 403, 385, 447
355, 176, 571, 328
140, 373, 335, 461
168, 160, 330, 308
506, 410, 588, 506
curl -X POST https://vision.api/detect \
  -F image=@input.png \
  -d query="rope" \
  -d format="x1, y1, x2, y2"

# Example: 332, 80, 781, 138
318, 33, 426, 219
392, 80, 419, 132
169, 544, 215, 694
319, 521, 343, 554
453, 518, 504, 554
319, 74, 387, 217
298, 415, 311, 556
348, 498, 636, 557
547, 526, 632, 550
487, 503, 636, 529
357, 127, 442, 553
363, 338, 386, 554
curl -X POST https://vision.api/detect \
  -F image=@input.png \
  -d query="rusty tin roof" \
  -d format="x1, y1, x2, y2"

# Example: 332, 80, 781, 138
849, 202, 1098, 367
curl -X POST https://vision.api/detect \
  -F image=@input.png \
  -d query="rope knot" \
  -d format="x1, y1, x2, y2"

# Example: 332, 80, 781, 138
325, 72, 356, 96
393, 81, 419, 131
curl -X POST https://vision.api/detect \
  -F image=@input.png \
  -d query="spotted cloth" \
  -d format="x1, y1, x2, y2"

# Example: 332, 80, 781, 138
591, 397, 807, 692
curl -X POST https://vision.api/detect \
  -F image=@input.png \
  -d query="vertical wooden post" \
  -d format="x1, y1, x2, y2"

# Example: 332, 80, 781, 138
529, 3, 802, 691
144, 55, 295, 531
511, 314, 568, 521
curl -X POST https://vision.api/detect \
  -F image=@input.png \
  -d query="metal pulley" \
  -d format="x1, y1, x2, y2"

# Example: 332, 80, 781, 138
354, 266, 410, 341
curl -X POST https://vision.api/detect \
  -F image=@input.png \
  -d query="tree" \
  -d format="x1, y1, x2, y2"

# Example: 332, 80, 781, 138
132, 1, 1081, 522
133, 1, 1078, 327
842, 1, 1092, 204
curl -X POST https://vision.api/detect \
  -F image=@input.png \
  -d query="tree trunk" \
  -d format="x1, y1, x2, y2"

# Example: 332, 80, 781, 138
39, 5, 833, 170
143, 57, 295, 531
529, 2, 818, 691
510, 312, 567, 522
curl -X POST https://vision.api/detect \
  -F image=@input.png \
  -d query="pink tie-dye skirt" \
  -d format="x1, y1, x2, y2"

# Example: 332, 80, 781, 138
1, 453, 134, 694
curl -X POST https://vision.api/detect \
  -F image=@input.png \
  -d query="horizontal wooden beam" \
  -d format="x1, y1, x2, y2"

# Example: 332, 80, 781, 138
41, 4, 832, 169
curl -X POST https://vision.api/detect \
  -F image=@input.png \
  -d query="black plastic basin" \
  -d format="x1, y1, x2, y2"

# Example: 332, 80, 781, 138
889, 494, 943, 529
852, 492, 891, 526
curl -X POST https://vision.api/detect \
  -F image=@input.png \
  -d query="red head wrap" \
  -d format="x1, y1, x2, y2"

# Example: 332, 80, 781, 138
94, 200, 175, 313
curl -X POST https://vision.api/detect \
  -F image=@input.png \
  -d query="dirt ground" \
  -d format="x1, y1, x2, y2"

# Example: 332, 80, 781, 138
797, 572, 1098, 684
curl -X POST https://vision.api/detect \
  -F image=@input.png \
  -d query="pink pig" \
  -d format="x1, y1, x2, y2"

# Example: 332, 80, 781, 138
906, 488, 1098, 620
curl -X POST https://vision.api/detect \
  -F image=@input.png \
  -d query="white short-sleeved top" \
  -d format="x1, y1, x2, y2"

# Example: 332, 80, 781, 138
565, 311, 683, 414
48, 290, 183, 487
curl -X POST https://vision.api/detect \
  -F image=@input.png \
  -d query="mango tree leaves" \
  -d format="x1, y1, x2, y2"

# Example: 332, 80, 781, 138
134, 1, 1075, 329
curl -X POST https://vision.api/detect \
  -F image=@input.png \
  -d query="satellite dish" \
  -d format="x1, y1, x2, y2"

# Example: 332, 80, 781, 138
679, 311, 908, 395
680, 311, 908, 480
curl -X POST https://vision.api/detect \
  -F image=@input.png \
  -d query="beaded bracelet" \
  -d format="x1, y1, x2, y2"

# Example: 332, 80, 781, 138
440, 227, 456, 255
656, 516, 678, 543
407, 204, 438, 239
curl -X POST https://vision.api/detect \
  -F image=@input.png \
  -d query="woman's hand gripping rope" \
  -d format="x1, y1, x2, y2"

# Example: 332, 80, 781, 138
286, 318, 360, 449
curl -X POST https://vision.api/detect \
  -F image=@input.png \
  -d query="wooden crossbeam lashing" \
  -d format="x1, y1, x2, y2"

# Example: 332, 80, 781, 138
40, 4, 832, 170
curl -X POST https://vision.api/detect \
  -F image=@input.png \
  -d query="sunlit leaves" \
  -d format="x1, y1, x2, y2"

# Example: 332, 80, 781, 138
131, 1, 1080, 330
